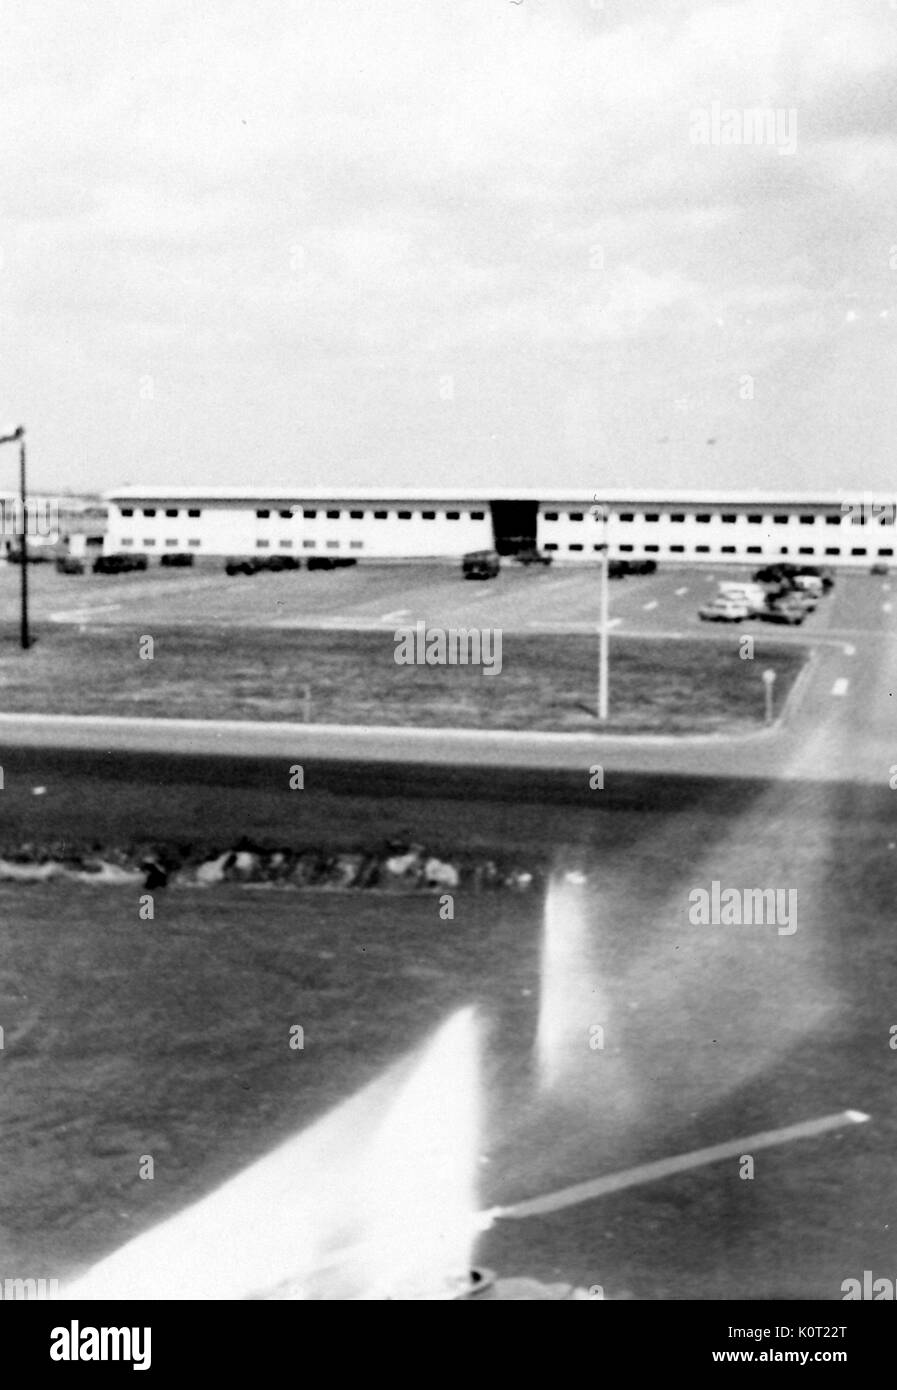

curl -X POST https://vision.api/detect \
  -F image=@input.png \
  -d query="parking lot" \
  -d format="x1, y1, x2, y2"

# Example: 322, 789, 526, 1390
0, 557, 875, 638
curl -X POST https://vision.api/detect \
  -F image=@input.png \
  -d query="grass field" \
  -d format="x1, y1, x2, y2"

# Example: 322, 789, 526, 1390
2, 762, 896, 1300
0, 624, 806, 733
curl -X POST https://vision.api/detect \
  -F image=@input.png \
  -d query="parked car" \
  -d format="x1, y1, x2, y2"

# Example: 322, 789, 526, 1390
259, 554, 301, 571
462, 550, 500, 580
607, 559, 629, 578
626, 558, 658, 575
512, 547, 552, 567
225, 558, 261, 576
872, 562, 890, 576
93, 553, 148, 574
6, 546, 52, 564
55, 555, 85, 575
757, 598, 805, 625
698, 597, 751, 622
160, 552, 195, 567
306, 555, 357, 571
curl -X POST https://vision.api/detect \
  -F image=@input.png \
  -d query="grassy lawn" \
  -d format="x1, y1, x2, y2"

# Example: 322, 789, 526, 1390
0, 624, 806, 733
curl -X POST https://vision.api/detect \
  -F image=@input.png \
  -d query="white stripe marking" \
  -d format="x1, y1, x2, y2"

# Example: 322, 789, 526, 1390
674, 587, 688, 596
643, 600, 658, 611
831, 677, 849, 697
883, 602, 893, 614
492, 1110, 869, 1220
381, 608, 411, 622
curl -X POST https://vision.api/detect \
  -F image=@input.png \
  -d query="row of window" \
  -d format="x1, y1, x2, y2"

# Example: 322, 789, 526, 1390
542, 542, 893, 556
119, 538, 365, 551
120, 508, 202, 518
545, 512, 874, 525
253, 508, 487, 521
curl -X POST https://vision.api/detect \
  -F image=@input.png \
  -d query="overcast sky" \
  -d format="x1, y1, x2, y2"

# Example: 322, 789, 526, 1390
3, 0, 897, 495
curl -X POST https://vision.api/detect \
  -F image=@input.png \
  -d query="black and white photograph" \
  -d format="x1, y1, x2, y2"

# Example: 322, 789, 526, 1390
1, 0, 895, 1352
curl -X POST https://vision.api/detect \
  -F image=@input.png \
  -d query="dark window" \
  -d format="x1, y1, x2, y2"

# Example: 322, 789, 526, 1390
256, 509, 270, 519
721, 514, 737, 524
619, 543, 634, 552
422, 511, 436, 520
670, 513, 685, 523
780, 546, 790, 554
470, 511, 485, 521
143, 508, 156, 517
256, 539, 269, 549
825, 547, 840, 556
302, 540, 315, 549
851, 547, 867, 556
279, 510, 292, 519
568, 512, 584, 522
188, 539, 200, 547
350, 540, 363, 549
279, 540, 292, 548
644, 513, 660, 523
800, 514, 815, 525
799, 546, 814, 555
593, 543, 605, 551
350, 510, 364, 519
879, 547, 894, 557
326, 509, 340, 520
748, 514, 762, 524
826, 515, 841, 525
747, 545, 762, 554
544, 511, 559, 521
619, 512, 635, 522
721, 545, 736, 553
374, 510, 388, 520
544, 542, 558, 551
165, 538, 177, 546
774, 514, 788, 524
143, 538, 155, 546
303, 509, 317, 519
166, 508, 179, 517
121, 508, 133, 517
696, 514, 710, 523
326, 540, 339, 549
645, 544, 660, 552
446, 511, 460, 520
695, 544, 710, 553
188, 508, 201, 518
568, 543, 583, 552
398, 510, 412, 520
670, 544, 685, 553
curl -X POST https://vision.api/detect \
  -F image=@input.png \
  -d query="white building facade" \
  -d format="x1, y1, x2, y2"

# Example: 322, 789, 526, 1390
103, 487, 897, 567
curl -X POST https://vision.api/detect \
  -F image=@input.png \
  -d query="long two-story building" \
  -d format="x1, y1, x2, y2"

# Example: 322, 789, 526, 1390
103, 486, 897, 567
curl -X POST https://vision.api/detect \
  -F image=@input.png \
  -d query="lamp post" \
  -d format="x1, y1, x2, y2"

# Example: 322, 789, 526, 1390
0, 426, 30, 649
590, 500, 611, 721
597, 542, 609, 721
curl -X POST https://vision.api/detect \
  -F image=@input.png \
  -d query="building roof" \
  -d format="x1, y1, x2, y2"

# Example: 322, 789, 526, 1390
105, 484, 884, 507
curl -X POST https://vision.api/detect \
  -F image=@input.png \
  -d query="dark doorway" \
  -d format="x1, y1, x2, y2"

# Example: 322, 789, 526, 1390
489, 499, 539, 555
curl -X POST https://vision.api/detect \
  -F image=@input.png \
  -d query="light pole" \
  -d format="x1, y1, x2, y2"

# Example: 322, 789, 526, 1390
586, 503, 609, 722
0, 426, 30, 649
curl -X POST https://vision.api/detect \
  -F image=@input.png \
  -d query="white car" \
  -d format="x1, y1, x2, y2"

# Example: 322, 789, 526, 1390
698, 597, 751, 622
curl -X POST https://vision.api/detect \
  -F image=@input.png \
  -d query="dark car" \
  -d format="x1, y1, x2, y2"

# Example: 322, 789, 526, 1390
55, 555, 85, 575
512, 547, 552, 567
160, 552, 195, 567
306, 555, 357, 571
627, 558, 658, 575
462, 550, 501, 580
93, 553, 148, 574
260, 554, 301, 571
607, 559, 629, 578
224, 558, 261, 576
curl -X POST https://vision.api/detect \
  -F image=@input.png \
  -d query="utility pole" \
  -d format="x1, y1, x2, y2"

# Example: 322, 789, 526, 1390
0, 426, 29, 648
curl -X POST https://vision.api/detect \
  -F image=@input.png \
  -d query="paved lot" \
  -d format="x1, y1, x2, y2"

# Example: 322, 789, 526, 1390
0, 558, 853, 634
